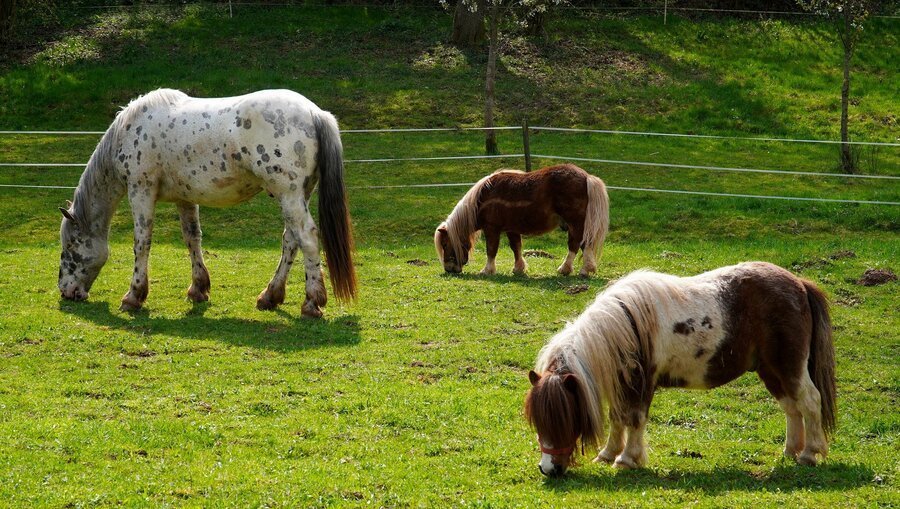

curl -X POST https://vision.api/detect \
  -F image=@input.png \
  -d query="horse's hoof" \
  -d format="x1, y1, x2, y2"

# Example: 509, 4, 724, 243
557, 267, 573, 276
594, 451, 616, 464
479, 267, 496, 276
119, 297, 143, 312
301, 300, 323, 318
613, 455, 642, 469
797, 452, 819, 466
187, 286, 209, 303
256, 295, 279, 311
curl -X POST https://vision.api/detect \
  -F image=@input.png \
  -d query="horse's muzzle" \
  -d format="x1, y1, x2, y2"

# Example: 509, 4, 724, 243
538, 464, 567, 477
60, 286, 88, 301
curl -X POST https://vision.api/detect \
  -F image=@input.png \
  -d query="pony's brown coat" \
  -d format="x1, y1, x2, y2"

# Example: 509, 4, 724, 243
436, 164, 608, 274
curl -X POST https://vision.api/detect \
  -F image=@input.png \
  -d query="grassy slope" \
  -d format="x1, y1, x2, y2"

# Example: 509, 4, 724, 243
0, 5, 897, 507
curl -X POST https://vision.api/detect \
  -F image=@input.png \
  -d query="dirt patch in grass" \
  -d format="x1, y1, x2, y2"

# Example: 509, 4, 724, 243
829, 250, 857, 260
524, 250, 555, 259
565, 284, 590, 295
856, 268, 897, 286
406, 259, 428, 266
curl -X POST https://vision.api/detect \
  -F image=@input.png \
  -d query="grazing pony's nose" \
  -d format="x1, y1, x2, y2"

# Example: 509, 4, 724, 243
538, 463, 566, 477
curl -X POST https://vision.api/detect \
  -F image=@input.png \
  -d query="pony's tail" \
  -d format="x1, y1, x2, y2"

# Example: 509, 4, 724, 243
581, 174, 609, 258
804, 280, 836, 437
313, 111, 357, 302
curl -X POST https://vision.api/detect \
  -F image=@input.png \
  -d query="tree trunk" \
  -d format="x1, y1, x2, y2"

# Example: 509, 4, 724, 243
0, 0, 17, 42
452, 0, 485, 48
484, 2, 499, 155
840, 10, 855, 174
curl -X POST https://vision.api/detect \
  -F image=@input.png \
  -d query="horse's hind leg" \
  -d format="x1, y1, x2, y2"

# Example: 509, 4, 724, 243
121, 191, 157, 311
507, 232, 527, 275
777, 397, 806, 460
258, 196, 327, 318
795, 372, 829, 465
177, 202, 210, 303
557, 225, 582, 276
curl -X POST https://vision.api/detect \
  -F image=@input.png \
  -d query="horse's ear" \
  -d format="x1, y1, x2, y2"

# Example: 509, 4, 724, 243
528, 370, 541, 386
59, 207, 77, 222
562, 373, 580, 394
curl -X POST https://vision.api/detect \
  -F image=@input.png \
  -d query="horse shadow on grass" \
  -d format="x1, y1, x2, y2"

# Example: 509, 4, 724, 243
61, 300, 361, 352
543, 461, 876, 495
445, 271, 610, 294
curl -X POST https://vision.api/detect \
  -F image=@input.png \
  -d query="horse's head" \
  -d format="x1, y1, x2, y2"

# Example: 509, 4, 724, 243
524, 369, 590, 477
434, 222, 471, 274
58, 206, 109, 301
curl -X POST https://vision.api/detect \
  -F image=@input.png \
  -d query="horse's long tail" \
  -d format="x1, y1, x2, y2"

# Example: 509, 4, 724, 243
313, 111, 357, 302
804, 280, 836, 437
581, 174, 609, 258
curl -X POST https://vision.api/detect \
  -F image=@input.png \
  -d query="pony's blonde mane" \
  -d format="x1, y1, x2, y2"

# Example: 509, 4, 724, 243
535, 269, 686, 446
441, 169, 523, 263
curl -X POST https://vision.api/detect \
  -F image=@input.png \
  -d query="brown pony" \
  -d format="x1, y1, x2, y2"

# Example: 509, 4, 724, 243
434, 164, 609, 276
524, 262, 836, 476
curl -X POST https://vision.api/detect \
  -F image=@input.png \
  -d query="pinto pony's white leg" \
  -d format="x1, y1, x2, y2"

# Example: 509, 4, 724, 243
177, 202, 210, 303
595, 418, 625, 464
795, 372, 829, 465
777, 397, 806, 460
615, 422, 648, 469
121, 190, 157, 311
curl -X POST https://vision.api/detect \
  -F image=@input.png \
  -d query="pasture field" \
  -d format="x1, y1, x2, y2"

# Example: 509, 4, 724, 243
1, 4, 898, 507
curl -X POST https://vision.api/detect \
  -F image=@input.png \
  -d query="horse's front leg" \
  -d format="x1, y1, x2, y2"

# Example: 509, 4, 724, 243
507, 232, 527, 275
557, 225, 582, 276
121, 192, 157, 311
480, 229, 500, 275
177, 202, 210, 303
595, 414, 625, 464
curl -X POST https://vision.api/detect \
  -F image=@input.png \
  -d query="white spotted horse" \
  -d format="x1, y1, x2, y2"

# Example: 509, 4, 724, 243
524, 262, 836, 476
59, 89, 357, 317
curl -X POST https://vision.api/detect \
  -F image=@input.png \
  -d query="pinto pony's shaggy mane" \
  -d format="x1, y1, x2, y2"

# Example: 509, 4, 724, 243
529, 271, 686, 450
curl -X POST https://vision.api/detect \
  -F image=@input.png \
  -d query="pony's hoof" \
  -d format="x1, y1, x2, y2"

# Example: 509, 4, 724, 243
119, 296, 143, 312
613, 455, 643, 469
557, 265, 573, 276
479, 268, 496, 276
301, 300, 323, 318
594, 451, 616, 464
797, 452, 819, 466
187, 286, 209, 303
513, 262, 528, 276
256, 296, 279, 311
578, 269, 593, 279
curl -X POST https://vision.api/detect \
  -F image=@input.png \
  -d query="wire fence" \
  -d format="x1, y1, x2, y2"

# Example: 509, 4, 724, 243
1, 126, 898, 206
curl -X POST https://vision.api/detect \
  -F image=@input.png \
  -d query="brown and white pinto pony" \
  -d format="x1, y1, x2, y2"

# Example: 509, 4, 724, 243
434, 164, 609, 276
524, 262, 836, 476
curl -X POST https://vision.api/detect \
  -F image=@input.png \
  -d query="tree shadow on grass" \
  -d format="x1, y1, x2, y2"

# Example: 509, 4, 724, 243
543, 461, 875, 494
61, 300, 361, 352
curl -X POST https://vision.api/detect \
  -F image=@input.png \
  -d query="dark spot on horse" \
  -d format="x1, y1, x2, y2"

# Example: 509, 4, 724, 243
244, 119, 252, 129
695, 348, 706, 359
168, 121, 175, 130
293, 140, 306, 157
235, 117, 242, 128
290, 183, 297, 191
143, 133, 148, 141
125, 123, 131, 131
123, 162, 129, 169
261, 153, 270, 163
220, 162, 226, 172
141, 106, 147, 112
241, 146, 250, 155
274, 149, 282, 157
135, 126, 142, 136
657, 373, 687, 388
118, 154, 126, 163
673, 318, 695, 335
182, 119, 187, 125
232, 152, 242, 161
701, 316, 713, 329
256, 144, 265, 154
161, 132, 167, 139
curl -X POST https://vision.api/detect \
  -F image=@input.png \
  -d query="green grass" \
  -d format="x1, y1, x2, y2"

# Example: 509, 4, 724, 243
0, 5, 898, 507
